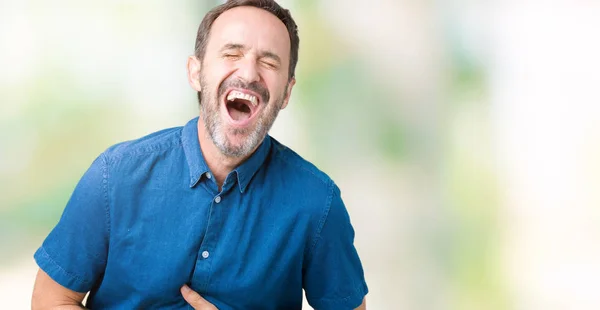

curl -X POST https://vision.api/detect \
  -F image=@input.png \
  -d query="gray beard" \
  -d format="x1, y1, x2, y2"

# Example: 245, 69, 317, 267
198, 87, 284, 158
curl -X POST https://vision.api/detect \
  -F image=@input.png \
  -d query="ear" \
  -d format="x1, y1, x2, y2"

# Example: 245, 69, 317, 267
187, 56, 202, 92
280, 77, 296, 110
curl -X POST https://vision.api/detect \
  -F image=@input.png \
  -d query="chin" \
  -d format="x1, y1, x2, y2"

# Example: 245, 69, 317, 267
213, 131, 252, 157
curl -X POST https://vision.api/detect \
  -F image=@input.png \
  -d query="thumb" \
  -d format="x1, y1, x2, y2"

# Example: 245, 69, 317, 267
180, 284, 218, 310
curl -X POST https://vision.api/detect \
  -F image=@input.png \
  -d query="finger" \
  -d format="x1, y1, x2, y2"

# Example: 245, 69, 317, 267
180, 285, 217, 310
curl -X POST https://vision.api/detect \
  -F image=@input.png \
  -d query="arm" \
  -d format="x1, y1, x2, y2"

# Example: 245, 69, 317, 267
303, 183, 369, 310
32, 154, 110, 309
32, 269, 87, 310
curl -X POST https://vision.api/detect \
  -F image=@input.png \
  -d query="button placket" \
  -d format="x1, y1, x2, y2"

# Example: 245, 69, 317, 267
191, 190, 227, 291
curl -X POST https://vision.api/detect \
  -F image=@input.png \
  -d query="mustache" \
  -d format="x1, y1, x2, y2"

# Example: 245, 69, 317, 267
217, 78, 270, 104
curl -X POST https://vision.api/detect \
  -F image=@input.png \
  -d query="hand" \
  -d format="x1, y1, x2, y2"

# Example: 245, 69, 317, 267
180, 284, 218, 310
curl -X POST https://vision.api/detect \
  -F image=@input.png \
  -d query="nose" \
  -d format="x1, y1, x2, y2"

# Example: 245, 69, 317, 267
235, 58, 260, 84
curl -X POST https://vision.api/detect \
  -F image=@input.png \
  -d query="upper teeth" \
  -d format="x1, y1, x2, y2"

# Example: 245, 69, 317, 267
227, 91, 258, 106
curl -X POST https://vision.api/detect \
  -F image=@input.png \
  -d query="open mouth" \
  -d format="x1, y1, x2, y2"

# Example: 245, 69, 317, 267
224, 90, 260, 124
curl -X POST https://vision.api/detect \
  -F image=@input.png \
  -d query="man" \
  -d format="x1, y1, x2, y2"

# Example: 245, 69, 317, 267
31, 0, 368, 309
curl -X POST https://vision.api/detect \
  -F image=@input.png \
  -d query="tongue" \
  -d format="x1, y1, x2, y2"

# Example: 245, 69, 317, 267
227, 101, 251, 121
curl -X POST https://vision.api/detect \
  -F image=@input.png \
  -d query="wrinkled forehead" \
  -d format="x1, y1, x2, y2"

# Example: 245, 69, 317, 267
207, 6, 291, 61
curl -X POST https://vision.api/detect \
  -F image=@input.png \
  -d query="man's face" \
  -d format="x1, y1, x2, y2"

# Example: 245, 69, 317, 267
189, 6, 295, 158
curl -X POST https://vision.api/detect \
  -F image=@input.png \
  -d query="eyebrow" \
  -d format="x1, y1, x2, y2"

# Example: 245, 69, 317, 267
220, 43, 282, 65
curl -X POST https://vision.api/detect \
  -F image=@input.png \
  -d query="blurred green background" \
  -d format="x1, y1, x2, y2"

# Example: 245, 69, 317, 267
2, 0, 600, 309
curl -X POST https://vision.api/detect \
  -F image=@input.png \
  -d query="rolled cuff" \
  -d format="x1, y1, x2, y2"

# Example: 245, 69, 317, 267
34, 246, 92, 293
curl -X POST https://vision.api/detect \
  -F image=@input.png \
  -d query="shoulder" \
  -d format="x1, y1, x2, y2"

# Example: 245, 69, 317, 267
269, 137, 334, 188
102, 126, 183, 162
266, 137, 341, 214
97, 126, 186, 185
266, 138, 351, 257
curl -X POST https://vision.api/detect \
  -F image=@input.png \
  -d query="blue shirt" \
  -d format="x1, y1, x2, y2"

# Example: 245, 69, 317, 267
35, 117, 368, 309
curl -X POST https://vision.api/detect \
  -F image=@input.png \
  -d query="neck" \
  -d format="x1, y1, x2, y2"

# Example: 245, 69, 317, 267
196, 118, 254, 188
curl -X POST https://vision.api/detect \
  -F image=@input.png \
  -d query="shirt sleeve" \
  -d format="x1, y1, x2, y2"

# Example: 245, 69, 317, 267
303, 183, 368, 310
33, 153, 110, 293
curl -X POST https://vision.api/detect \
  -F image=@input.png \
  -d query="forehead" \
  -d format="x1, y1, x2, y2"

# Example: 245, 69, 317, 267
207, 6, 291, 58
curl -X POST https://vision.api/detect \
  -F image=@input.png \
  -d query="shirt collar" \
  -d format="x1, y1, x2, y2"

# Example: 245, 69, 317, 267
181, 117, 272, 192
233, 134, 271, 193
181, 117, 209, 188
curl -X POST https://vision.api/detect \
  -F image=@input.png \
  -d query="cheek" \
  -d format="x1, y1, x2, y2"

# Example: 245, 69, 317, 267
203, 62, 235, 86
263, 75, 288, 97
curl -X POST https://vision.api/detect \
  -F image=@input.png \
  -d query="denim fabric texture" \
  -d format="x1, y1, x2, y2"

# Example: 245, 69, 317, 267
35, 117, 368, 309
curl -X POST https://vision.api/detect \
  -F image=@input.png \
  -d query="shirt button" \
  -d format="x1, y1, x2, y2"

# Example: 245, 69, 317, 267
214, 196, 221, 203
202, 251, 210, 259
205, 172, 212, 179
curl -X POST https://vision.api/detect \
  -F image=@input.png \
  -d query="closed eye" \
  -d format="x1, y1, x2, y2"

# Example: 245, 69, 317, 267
223, 53, 242, 60
261, 60, 278, 70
